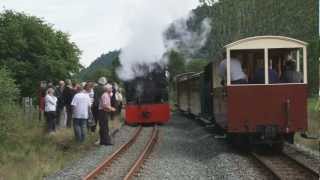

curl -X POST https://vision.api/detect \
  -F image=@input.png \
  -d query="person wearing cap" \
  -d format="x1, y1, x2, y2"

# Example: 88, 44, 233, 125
98, 83, 116, 145
91, 77, 107, 132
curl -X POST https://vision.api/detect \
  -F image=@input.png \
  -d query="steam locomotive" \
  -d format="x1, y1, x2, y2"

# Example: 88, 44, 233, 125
176, 36, 309, 151
124, 63, 170, 125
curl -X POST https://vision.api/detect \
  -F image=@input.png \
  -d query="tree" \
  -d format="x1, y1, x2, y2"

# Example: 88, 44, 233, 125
0, 68, 19, 103
193, 0, 319, 95
78, 50, 120, 82
0, 10, 81, 97
167, 50, 186, 83
186, 58, 208, 72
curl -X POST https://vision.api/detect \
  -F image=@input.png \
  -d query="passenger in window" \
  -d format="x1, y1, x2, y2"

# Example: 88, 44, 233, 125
281, 60, 302, 83
219, 53, 247, 85
252, 59, 279, 84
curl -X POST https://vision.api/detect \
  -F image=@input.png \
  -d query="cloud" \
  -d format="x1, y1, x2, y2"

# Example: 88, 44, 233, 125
1, 0, 199, 67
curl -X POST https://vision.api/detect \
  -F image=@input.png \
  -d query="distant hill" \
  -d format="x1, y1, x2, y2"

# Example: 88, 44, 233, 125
78, 50, 120, 80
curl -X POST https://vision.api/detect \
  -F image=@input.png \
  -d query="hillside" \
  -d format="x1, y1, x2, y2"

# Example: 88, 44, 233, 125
78, 50, 120, 81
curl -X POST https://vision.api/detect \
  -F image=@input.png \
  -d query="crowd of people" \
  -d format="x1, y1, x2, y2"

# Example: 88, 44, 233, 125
39, 77, 123, 145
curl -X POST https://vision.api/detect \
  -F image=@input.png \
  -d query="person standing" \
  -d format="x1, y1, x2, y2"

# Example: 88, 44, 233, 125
71, 83, 92, 142
91, 77, 107, 132
110, 83, 123, 130
55, 80, 65, 127
38, 81, 47, 121
63, 79, 74, 128
45, 88, 57, 133
98, 84, 116, 145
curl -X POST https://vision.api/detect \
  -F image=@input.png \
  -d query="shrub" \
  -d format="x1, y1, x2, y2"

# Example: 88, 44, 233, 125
0, 67, 19, 141
0, 67, 19, 103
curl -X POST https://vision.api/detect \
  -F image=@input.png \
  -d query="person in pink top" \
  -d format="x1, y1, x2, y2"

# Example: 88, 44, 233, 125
98, 84, 116, 145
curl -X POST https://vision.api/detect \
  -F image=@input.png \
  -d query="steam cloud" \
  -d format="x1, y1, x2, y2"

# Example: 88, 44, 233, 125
117, 0, 211, 80
164, 13, 212, 56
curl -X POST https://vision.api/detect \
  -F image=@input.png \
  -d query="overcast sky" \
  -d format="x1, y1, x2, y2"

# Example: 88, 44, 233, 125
1, 0, 199, 67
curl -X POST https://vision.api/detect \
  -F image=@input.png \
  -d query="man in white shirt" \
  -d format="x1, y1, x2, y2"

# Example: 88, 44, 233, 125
71, 83, 92, 142
219, 53, 247, 84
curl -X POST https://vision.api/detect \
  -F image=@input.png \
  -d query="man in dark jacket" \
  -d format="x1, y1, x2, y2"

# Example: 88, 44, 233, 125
55, 80, 65, 127
63, 79, 74, 128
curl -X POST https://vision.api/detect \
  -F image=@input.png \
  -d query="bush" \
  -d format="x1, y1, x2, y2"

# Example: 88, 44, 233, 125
0, 67, 19, 141
0, 67, 19, 103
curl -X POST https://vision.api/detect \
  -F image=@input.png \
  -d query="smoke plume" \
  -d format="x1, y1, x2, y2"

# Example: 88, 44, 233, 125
164, 13, 211, 57
117, 0, 211, 80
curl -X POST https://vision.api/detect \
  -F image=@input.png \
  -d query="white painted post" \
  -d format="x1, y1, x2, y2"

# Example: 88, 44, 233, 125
264, 48, 269, 84
227, 49, 231, 85
303, 47, 307, 83
297, 50, 300, 72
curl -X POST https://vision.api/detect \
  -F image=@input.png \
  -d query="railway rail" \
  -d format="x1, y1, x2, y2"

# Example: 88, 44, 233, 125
252, 150, 319, 180
83, 125, 159, 180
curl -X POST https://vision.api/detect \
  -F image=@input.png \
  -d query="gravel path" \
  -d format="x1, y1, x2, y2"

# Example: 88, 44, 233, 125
98, 127, 153, 180
45, 126, 136, 180
134, 113, 273, 180
284, 143, 320, 174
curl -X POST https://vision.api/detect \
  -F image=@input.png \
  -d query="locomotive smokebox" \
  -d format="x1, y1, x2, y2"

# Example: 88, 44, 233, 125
124, 62, 170, 125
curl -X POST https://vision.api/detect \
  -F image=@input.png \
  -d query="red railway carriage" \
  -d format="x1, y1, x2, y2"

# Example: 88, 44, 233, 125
124, 63, 170, 125
176, 36, 309, 150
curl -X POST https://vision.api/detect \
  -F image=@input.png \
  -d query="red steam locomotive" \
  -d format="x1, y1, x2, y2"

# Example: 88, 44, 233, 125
176, 36, 309, 150
124, 63, 170, 125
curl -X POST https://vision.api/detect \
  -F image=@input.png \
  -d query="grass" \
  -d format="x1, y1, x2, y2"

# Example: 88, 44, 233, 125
295, 97, 320, 152
0, 107, 99, 180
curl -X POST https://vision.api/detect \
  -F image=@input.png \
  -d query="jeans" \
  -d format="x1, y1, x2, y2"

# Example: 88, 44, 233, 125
73, 118, 87, 142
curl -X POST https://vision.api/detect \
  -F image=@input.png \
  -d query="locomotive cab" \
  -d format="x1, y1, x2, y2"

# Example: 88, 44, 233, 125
218, 36, 308, 148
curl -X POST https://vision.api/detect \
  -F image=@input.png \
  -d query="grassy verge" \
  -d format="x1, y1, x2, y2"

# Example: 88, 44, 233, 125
295, 97, 320, 152
0, 106, 98, 180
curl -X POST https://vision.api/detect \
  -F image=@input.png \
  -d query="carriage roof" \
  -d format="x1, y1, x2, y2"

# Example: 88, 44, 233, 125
224, 36, 308, 50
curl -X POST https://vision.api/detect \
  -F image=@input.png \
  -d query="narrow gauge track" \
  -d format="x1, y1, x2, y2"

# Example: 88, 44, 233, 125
252, 151, 319, 180
83, 126, 159, 180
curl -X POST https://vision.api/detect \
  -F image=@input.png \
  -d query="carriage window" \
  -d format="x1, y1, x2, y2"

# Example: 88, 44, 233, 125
225, 48, 305, 85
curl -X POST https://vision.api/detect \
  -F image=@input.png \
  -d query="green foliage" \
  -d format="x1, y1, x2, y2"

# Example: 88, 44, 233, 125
0, 106, 99, 179
78, 50, 120, 82
0, 10, 81, 97
194, 0, 319, 95
186, 58, 208, 72
0, 67, 19, 103
167, 50, 186, 82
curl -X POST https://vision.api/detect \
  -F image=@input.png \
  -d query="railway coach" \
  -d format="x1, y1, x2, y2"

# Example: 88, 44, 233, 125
176, 36, 309, 150
124, 63, 170, 125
